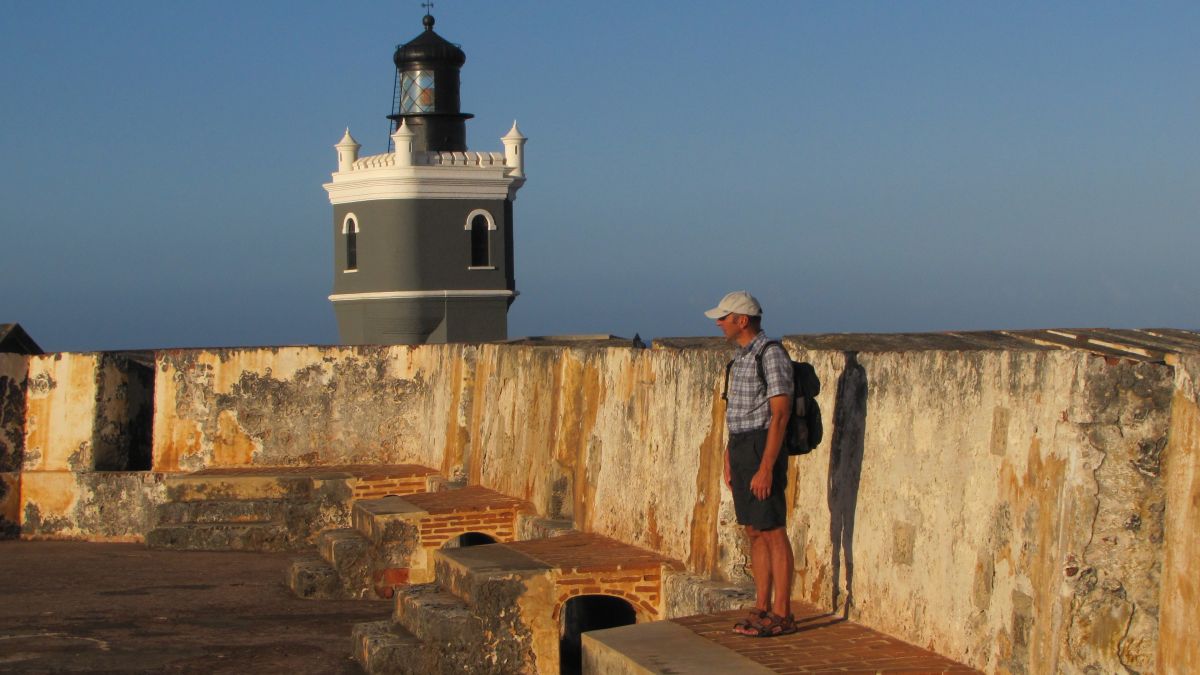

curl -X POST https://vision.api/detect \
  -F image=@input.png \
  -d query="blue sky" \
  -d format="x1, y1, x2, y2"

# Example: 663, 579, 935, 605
2, 1, 1197, 351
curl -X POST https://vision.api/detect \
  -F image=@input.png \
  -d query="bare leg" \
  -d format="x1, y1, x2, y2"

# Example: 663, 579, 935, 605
732, 526, 773, 634
764, 527, 794, 617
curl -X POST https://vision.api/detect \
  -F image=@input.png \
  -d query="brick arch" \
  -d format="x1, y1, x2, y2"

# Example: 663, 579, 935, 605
552, 590, 651, 623
419, 520, 517, 549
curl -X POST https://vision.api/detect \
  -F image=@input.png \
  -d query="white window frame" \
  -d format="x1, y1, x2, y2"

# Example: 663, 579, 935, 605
465, 209, 496, 270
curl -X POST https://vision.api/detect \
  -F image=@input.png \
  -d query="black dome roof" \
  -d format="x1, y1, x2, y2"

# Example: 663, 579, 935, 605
393, 15, 466, 68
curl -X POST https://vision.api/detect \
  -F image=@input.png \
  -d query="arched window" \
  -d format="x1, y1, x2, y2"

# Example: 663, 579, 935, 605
343, 214, 359, 271
470, 215, 489, 267
465, 209, 496, 268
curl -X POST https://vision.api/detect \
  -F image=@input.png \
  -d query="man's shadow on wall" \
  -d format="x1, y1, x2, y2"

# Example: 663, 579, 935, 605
827, 352, 867, 619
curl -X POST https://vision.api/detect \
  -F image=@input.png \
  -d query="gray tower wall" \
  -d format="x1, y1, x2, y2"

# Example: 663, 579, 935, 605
334, 296, 510, 345
331, 197, 515, 345
332, 198, 513, 293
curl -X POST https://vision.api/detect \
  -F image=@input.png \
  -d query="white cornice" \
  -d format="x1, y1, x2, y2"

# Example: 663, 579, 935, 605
324, 165, 525, 204
329, 289, 518, 302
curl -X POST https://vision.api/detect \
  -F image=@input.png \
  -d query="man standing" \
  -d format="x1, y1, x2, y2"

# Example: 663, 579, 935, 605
705, 290, 796, 637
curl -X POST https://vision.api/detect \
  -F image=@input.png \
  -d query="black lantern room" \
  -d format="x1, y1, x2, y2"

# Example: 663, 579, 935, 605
388, 14, 473, 153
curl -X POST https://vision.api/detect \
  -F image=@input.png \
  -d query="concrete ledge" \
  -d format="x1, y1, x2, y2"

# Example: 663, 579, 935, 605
582, 620, 773, 675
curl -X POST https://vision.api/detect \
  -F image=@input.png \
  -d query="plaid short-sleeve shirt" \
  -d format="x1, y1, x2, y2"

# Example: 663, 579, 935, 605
726, 332, 793, 434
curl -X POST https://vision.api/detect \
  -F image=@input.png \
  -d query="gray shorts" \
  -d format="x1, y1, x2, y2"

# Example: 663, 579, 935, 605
729, 429, 789, 531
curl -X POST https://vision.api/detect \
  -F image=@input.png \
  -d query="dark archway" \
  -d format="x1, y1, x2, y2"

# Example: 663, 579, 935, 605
559, 595, 636, 675
443, 531, 497, 549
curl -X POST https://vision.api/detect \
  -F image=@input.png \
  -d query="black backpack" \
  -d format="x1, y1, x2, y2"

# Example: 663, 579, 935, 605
722, 341, 823, 456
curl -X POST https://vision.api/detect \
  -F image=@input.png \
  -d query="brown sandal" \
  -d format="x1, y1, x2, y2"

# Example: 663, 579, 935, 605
732, 609, 768, 634
745, 612, 796, 638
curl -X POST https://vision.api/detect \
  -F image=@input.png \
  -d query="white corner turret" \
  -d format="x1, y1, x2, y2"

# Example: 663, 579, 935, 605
335, 128, 361, 173
391, 120, 416, 167
502, 121, 527, 178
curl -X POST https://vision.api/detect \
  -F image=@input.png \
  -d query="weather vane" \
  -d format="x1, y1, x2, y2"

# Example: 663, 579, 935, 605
422, 1, 434, 15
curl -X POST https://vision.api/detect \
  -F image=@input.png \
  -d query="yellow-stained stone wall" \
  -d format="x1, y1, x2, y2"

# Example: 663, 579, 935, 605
785, 346, 1172, 673
24, 353, 99, 472
34, 336, 1197, 671
152, 346, 461, 472
1159, 354, 1199, 672
20, 352, 162, 539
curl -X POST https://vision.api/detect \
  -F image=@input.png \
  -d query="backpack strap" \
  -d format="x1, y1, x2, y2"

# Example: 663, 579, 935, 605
725, 340, 789, 402
755, 341, 789, 391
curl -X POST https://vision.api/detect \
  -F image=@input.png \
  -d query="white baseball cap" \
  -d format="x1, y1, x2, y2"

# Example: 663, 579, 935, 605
704, 291, 762, 319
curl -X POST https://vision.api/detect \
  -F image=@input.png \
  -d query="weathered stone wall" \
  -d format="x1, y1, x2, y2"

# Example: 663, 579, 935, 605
19, 471, 166, 541
152, 346, 460, 472
0, 353, 27, 472
784, 345, 1172, 673
20, 352, 163, 540
1158, 353, 1199, 672
457, 343, 731, 577
29, 335, 1198, 671
24, 353, 101, 472
0, 353, 28, 537
152, 343, 731, 572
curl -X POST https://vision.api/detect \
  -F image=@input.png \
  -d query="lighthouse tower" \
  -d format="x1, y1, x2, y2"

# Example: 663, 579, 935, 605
324, 14, 527, 345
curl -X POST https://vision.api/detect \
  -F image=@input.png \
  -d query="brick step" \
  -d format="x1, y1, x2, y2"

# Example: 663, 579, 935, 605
145, 521, 294, 552
153, 498, 298, 526
392, 584, 481, 646
316, 528, 373, 597
352, 496, 424, 546
287, 554, 341, 599
352, 620, 440, 675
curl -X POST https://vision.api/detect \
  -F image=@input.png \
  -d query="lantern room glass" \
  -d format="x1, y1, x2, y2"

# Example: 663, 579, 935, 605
400, 70, 435, 113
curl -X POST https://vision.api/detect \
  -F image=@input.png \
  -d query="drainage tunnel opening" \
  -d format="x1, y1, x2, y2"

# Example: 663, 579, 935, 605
559, 594, 637, 675
443, 531, 497, 549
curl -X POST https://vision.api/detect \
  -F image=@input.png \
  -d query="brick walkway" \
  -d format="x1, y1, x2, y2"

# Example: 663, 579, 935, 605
402, 484, 532, 514
674, 603, 980, 674
506, 531, 682, 573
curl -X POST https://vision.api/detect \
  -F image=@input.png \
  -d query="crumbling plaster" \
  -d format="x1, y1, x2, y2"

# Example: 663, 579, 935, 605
153, 347, 457, 472
782, 346, 1173, 673
0, 353, 28, 473
23, 353, 99, 472
1158, 353, 1200, 673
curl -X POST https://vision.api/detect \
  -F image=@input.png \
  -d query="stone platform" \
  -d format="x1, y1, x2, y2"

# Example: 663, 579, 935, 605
355, 532, 684, 674
146, 464, 440, 552
585, 602, 981, 674
289, 484, 533, 600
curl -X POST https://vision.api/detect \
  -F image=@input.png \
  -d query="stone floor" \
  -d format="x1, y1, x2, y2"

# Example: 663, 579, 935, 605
0, 540, 388, 673
2, 540, 980, 674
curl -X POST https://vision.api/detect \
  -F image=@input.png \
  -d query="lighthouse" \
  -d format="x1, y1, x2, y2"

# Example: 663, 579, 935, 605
324, 13, 527, 345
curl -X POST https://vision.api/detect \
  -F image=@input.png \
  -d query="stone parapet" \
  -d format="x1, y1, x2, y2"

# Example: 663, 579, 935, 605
11, 328, 1200, 672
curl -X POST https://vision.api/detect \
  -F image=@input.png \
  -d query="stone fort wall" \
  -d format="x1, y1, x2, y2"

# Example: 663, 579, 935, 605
9, 334, 1200, 673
